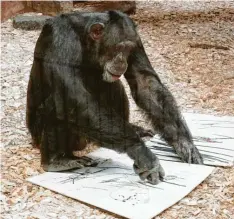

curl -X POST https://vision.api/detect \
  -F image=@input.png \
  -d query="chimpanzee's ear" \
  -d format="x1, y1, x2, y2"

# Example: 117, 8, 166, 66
89, 23, 105, 40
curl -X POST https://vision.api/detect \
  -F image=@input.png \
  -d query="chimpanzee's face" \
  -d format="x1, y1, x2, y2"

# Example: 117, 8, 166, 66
88, 12, 139, 82
101, 40, 136, 82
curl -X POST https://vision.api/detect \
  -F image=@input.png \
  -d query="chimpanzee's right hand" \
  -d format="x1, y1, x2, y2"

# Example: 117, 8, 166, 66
133, 158, 165, 185
129, 146, 165, 185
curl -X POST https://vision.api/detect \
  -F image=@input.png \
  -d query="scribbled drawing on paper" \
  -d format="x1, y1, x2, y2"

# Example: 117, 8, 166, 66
146, 113, 234, 166
110, 187, 150, 205
27, 148, 215, 219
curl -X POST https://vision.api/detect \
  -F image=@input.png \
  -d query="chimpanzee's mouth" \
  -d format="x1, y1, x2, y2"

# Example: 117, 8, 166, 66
106, 69, 122, 78
109, 72, 121, 78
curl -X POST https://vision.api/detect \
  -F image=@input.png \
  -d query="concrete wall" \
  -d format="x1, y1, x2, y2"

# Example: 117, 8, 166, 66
1, 1, 27, 21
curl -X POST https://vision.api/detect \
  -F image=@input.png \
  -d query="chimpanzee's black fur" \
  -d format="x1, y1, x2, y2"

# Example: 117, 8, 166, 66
26, 11, 203, 184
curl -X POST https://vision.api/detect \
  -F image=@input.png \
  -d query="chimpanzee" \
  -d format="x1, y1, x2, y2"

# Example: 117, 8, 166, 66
26, 10, 203, 185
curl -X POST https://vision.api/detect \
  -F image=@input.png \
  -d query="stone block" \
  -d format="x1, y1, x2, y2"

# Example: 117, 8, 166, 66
13, 14, 52, 30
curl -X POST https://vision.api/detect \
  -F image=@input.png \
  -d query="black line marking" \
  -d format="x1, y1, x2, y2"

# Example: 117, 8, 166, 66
195, 144, 234, 152
191, 119, 234, 123
199, 149, 233, 157
97, 166, 132, 170
161, 180, 186, 187
149, 144, 233, 158
199, 126, 234, 129
137, 182, 164, 190
215, 134, 234, 139
202, 154, 230, 162
82, 186, 108, 191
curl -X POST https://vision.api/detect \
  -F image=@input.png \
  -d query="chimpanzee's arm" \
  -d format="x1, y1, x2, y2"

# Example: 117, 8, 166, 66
124, 44, 203, 164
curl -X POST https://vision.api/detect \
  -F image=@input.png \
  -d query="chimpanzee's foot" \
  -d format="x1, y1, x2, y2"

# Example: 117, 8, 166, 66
71, 155, 98, 167
174, 142, 203, 164
42, 156, 98, 172
132, 124, 155, 137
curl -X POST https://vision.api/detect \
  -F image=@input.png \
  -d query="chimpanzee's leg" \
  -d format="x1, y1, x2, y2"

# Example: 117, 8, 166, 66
41, 124, 97, 172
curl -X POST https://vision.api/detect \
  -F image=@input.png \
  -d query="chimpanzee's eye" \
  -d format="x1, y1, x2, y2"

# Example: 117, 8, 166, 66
115, 45, 119, 52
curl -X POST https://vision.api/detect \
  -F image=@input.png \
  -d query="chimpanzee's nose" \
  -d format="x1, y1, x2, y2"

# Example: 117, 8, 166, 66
114, 52, 124, 63
113, 52, 128, 73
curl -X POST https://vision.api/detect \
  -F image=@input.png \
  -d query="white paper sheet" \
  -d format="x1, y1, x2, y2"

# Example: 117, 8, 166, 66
28, 149, 214, 219
27, 113, 233, 219
147, 113, 234, 166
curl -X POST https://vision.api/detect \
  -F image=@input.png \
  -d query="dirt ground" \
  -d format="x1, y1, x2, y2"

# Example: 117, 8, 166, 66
1, 1, 234, 219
